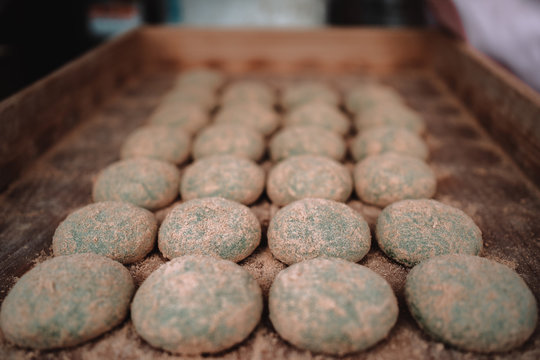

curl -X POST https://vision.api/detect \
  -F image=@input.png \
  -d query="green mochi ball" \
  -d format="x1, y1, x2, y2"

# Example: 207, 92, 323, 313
180, 155, 265, 205
93, 158, 180, 210
267, 155, 353, 206
376, 199, 483, 267
270, 125, 346, 162
53, 201, 157, 264
268, 198, 371, 264
269, 257, 398, 355
354, 153, 436, 207
0, 253, 134, 350
193, 123, 265, 161
159, 197, 261, 262
405, 255, 538, 353
131, 255, 263, 355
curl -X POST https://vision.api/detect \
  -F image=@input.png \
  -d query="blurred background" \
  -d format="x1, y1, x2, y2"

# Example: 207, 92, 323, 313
1, 0, 538, 101
0, 0, 428, 101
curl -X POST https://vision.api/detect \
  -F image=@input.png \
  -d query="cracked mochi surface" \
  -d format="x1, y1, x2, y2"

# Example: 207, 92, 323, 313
268, 198, 371, 265
269, 257, 398, 355
221, 80, 275, 108
131, 255, 263, 355
376, 199, 483, 267
270, 126, 346, 162
93, 158, 180, 210
405, 255, 538, 353
351, 126, 428, 161
214, 102, 279, 136
193, 123, 265, 161
181, 155, 265, 205
120, 125, 191, 164
281, 81, 339, 110
267, 155, 352, 206
53, 201, 157, 264
0, 253, 134, 350
354, 153, 436, 207
159, 197, 261, 262
284, 102, 349, 135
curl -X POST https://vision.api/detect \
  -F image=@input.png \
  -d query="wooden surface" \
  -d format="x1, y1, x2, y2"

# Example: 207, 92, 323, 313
433, 36, 540, 186
139, 27, 434, 74
0, 28, 539, 359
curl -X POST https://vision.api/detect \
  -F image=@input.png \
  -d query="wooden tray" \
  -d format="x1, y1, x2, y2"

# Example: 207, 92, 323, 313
0, 27, 539, 359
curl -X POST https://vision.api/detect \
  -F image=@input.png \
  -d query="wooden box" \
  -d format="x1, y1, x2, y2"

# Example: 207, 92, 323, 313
0, 27, 539, 359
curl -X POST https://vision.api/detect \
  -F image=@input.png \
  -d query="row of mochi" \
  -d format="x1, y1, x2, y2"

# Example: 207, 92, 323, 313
2, 251, 535, 355
92, 152, 436, 211
52, 196, 483, 268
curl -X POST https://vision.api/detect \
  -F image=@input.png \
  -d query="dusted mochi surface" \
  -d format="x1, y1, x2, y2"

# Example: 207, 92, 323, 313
345, 83, 403, 114
175, 68, 225, 91
120, 126, 191, 165
354, 103, 426, 135
267, 155, 353, 206
159, 197, 261, 262
284, 102, 349, 135
269, 126, 346, 162
376, 199, 483, 267
53, 201, 157, 264
281, 81, 340, 110
268, 198, 371, 265
354, 153, 436, 207
92, 158, 180, 210
193, 123, 265, 161
149, 103, 209, 134
131, 255, 263, 355
351, 126, 428, 161
161, 86, 216, 111
214, 103, 279, 136
405, 255, 538, 353
0, 253, 134, 350
221, 80, 275, 108
269, 257, 398, 355
180, 155, 265, 205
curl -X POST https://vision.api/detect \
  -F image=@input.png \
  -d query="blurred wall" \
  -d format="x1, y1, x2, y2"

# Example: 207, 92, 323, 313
180, 0, 326, 27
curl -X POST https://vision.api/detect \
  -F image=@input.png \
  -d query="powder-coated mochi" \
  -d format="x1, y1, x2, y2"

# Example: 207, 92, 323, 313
214, 103, 279, 136
221, 80, 275, 108
269, 257, 398, 355
345, 83, 403, 115
93, 158, 180, 210
376, 199, 483, 267
284, 102, 349, 135
267, 155, 353, 206
281, 81, 339, 110
53, 201, 157, 264
268, 198, 371, 264
175, 68, 224, 91
131, 255, 263, 355
120, 126, 191, 164
159, 197, 261, 262
161, 87, 216, 111
181, 155, 265, 205
405, 255, 538, 353
193, 123, 265, 161
354, 153, 436, 207
0, 253, 134, 350
351, 126, 428, 161
354, 104, 426, 135
269, 126, 346, 162
149, 103, 209, 134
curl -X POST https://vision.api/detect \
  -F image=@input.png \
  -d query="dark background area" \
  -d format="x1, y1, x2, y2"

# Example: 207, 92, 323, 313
0, 0, 425, 101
